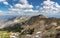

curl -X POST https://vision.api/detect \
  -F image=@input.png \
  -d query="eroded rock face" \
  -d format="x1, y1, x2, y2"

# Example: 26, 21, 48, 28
20, 15, 60, 38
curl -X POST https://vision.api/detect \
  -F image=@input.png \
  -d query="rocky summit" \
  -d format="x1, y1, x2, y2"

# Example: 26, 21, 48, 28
1, 14, 60, 38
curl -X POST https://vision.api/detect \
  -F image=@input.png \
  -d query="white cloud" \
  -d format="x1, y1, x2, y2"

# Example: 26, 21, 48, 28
39, 0, 60, 16
6, 0, 34, 15
3, 1, 9, 5
24, 9, 38, 13
8, 6, 38, 15
15, 0, 33, 9
19, 0, 28, 4
0, 0, 9, 5
55, 3, 60, 8
0, 10, 2, 12
15, 4, 33, 8
0, 0, 36, 15
43, 0, 54, 5
0, 0, 60, 17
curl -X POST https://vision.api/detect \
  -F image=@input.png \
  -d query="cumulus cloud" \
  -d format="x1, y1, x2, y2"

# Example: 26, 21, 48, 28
9, 0, 60, 16
15, 4, 33, 8
15, 0, 33, 9
19, 0, 28, 4
39, 0, 60, 16
0, 0, 9, 5
8, 6, 38, 15
3, 1, 9, 5
1, 0, 60, 17
0, 0, 38, 15
6, 0, 36, 15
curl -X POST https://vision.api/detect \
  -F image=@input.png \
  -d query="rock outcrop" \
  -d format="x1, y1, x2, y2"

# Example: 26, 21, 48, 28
20, 15, 60, 38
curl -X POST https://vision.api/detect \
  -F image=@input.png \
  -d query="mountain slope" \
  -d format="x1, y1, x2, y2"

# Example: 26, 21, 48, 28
1, 14, 60, 38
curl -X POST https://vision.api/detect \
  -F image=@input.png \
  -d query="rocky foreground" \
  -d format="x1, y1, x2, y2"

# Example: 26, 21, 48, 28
1, 14, 60, 38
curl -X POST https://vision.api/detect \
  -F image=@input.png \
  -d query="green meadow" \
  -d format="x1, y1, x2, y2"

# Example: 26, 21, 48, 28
0, 31, 10, 38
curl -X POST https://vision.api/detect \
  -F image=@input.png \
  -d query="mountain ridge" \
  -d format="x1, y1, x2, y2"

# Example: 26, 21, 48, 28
0, 14, 60, 38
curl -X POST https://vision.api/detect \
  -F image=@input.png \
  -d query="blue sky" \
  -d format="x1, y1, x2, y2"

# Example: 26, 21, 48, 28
0, 0, 44, 10
0, 0, 60, 11
0, 0, 60, 18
